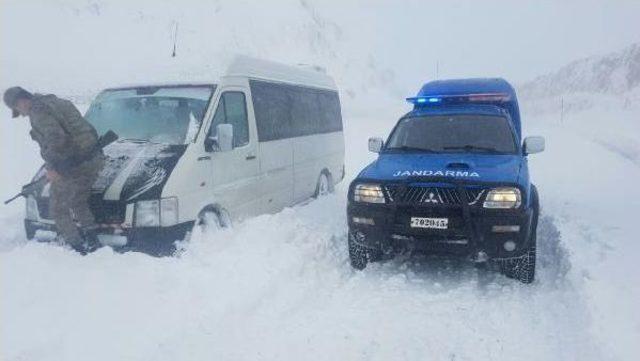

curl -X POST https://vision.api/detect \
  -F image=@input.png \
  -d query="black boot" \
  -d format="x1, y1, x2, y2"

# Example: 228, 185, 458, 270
76, 227, 103, 255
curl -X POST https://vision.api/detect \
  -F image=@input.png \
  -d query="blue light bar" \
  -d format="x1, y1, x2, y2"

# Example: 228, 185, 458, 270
407, 96, 442, 105
406, 92, 511, 106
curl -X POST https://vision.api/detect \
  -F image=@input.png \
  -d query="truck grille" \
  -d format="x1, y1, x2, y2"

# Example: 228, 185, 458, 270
384, 185, 486, 206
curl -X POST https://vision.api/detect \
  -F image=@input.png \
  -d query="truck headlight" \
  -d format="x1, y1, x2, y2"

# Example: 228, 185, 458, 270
26, 196, 39, 220
353, 184, 385, 204
134, 198, 179, 227
483, 187, 521, 209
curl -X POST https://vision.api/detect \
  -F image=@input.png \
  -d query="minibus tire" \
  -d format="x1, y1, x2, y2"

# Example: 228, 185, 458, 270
197, 208, 230, 232
314, 171, 332, 198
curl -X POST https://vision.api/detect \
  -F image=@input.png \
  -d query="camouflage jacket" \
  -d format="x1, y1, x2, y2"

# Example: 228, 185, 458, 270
28, 94, 99, 173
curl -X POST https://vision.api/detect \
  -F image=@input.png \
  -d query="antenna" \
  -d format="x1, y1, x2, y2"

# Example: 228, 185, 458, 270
436, 61, 439, 79
171, 22, 179, 58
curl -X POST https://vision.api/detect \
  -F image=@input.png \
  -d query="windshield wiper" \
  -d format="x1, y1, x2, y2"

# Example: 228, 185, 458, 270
443, 145, 503, 153
385, 146, 438, 153
119, 138, 151, 143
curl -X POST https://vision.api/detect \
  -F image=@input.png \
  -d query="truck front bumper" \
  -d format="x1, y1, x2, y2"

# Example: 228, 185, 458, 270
347, 178, 535, 260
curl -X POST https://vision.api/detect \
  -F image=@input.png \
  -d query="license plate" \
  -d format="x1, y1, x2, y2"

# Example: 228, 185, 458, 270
410, 217, 449, 229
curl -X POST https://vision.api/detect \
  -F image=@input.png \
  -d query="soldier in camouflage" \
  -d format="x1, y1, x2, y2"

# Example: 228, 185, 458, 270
4, 86, 105, 254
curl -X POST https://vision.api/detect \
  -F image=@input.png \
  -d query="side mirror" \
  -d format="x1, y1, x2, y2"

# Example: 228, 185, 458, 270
523, 136, 545, 155
205, 124, 234, 152
368, 137, 384, 153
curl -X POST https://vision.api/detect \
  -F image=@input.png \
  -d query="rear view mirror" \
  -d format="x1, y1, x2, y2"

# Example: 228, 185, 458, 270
205, 124, 234, 152
368, 137, 384, 153
523, 136, 545, 155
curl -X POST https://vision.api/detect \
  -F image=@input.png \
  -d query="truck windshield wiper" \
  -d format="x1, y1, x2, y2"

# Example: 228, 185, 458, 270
384, 145, 438, 153
443, 145, 503, 154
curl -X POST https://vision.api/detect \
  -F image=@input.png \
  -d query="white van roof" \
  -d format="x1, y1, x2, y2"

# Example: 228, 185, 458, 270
105, 56, 336, 92
224, 55, 337, 91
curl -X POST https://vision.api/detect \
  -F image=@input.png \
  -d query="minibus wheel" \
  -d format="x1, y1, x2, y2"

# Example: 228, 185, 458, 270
197, 207, 231, 233
314, 171, 332, 197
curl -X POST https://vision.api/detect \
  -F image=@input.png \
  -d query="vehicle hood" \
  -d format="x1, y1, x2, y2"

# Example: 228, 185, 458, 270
357, 153, 523, 184
31, 141, 187, 202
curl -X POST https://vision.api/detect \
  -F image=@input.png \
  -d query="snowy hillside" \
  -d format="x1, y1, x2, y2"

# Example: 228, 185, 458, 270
518, 43, 640, 114
0, 0, 401, 113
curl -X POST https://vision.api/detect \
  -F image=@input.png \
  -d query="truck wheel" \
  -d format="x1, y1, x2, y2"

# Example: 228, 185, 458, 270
499, 244, 536, 284
348, 230, 382, 270
499, 188, 538, 284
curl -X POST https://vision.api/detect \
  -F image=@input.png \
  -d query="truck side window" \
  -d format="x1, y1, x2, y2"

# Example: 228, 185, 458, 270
208, 91, 249, 148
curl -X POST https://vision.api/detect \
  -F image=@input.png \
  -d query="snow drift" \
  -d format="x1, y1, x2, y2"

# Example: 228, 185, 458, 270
1, 1, 639, 360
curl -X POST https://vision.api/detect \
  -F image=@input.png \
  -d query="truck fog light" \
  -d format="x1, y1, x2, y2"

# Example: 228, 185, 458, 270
352, 216, 375, 225
503, 241, 516, 252
353, 230, 366, 242
492, 225, 520, 233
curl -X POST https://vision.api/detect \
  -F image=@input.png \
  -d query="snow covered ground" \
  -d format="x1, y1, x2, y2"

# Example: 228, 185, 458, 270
1, 101, 639, 360
2, 1, 640, 360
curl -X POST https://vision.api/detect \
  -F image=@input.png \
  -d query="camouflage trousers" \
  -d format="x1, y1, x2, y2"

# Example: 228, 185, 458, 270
50, 155, 105, 245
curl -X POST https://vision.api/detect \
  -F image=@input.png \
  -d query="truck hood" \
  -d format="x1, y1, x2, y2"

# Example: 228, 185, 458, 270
31, 141, 187, 202
358, 153, 522, 184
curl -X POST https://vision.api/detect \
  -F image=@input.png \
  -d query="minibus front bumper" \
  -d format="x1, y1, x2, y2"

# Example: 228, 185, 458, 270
25, 219, 194, 256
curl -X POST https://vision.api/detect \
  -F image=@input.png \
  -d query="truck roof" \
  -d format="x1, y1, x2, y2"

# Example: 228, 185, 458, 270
408, 78, 522, 140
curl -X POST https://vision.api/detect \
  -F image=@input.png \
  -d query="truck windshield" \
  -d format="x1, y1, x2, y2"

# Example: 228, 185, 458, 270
385, 114, 517, 154
85, 85, 215, 144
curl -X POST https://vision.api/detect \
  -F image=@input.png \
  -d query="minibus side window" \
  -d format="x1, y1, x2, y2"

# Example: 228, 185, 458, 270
208, 91, 249, 148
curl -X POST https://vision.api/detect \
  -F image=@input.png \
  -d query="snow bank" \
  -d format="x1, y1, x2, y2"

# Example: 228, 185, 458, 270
1, 1, 639, 360
3, 105, 639, 360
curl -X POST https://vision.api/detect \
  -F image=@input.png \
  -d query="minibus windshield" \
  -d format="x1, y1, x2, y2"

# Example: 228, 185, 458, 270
86, 85, 215, 144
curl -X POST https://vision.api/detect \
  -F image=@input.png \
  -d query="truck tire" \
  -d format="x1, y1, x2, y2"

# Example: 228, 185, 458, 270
499, 186, 539, 284
499, 240, 536, 284
348, 229, 382, 270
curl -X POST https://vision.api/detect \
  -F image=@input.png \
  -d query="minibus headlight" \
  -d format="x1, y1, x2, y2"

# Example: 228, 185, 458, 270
135, 200, 160, 227
160, 197, 179, 227
353, 184, 385, 204
483, 187, 521, 209
134, 198, 179, 227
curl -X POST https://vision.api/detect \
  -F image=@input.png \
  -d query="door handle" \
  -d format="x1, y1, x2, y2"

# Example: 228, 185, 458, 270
198, 155, 211, 161
246, 155, 256, 160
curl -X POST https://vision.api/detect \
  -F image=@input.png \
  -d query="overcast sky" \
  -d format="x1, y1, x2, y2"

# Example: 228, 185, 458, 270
323, 0, 640, 90
1, 0, 639, 95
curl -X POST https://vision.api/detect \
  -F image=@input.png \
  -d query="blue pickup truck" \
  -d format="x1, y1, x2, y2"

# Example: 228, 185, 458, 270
347, 78, 545, 283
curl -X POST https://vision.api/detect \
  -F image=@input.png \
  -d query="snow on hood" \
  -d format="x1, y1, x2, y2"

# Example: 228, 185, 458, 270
93, 141, 187, 201
358, 153, 523, 184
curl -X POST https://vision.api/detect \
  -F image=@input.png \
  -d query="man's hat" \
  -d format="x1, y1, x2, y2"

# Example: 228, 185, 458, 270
3, 86, 33, 118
